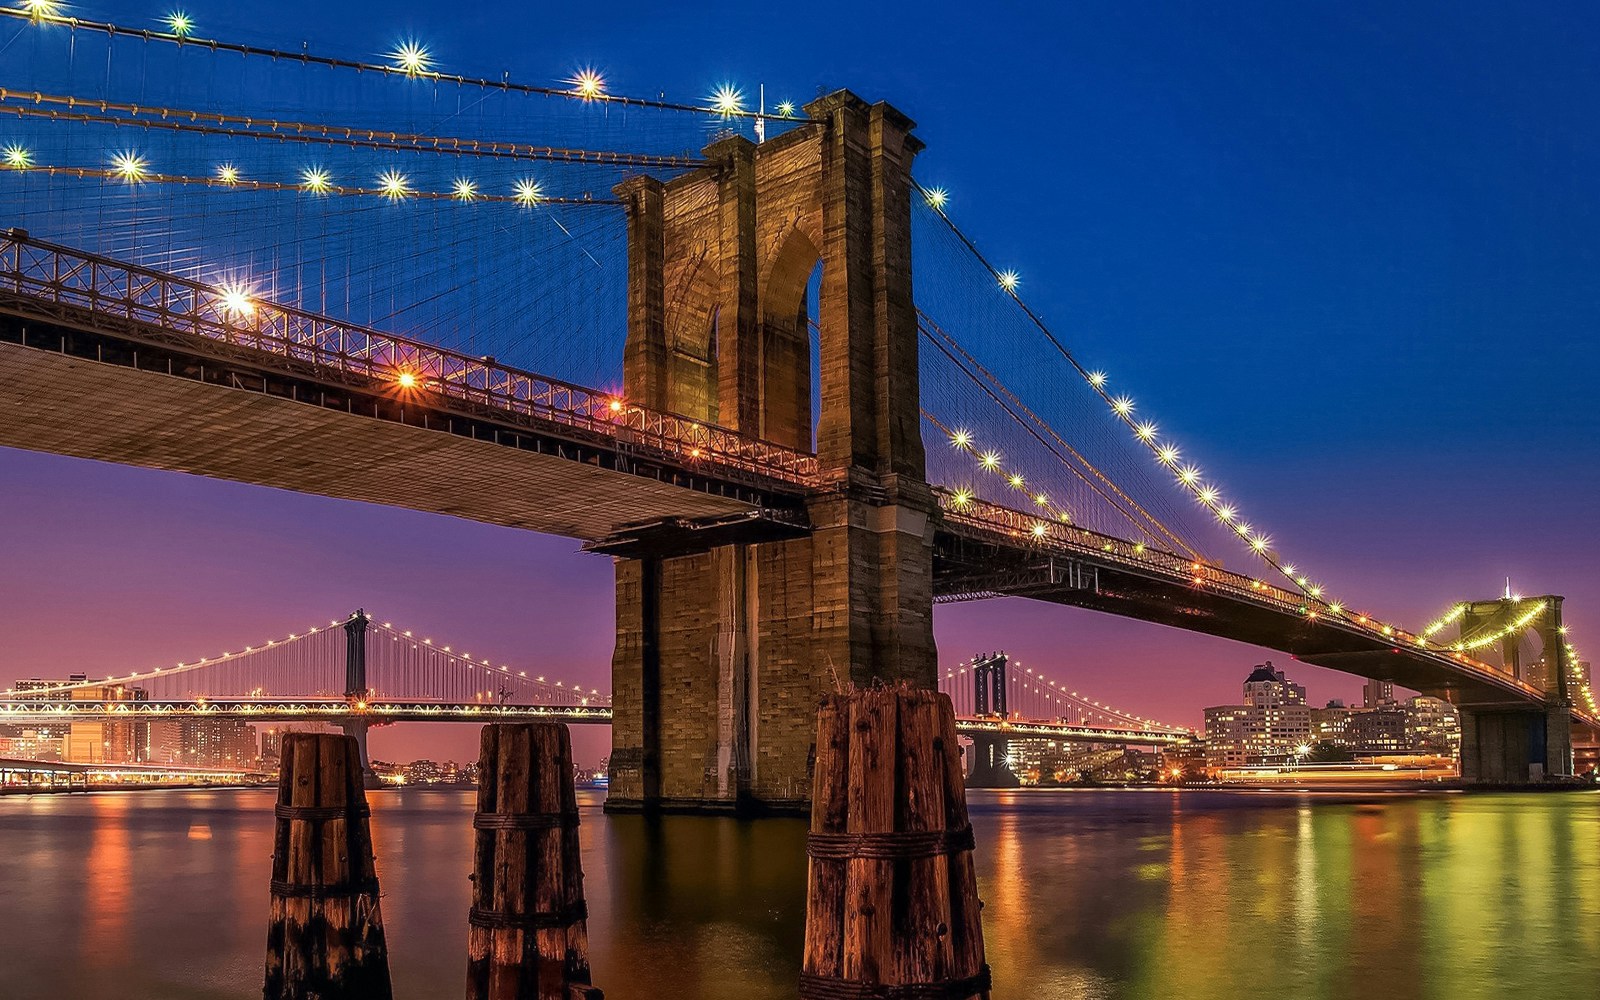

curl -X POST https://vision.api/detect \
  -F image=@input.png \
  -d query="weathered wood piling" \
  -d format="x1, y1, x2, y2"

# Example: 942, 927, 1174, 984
802, 686, 991, 1000
263, 732, 393, 1000
467, 723, 601, 1000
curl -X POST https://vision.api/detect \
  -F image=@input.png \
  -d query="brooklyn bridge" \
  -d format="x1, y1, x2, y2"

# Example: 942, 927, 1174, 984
0, 4, 1591, 814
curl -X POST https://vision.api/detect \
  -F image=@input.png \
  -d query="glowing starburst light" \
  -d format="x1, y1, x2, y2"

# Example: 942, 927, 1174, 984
951, 488, 973, 509
451, 178, 478, 201
1177, 465, 1202, 485
1197, 486, 1219, 504
1135, 421, 1157, 440
391, 41, 432, 77
568, 69, 605, 99
216, 282, 253, 316
1216, 504, 1237, 522
776, 100, 797, 117
2, 144, 31, 169
396, 371, 418, 388
377, 170, 411, 200
980, 451, 1001, 470
111, 152, 148, 181
709, 85, 744, 115
513, 179, 543, 205
997, 269, 1020, 292
20, 0, 62, 20
215, 163, 239, 184
1088, 371, 1107, 388
1007, 473, 1025, 488
301, 167, 331, 193
1250, 533, 1270, 552
1111, 395, 1134, 415
1031, 522, 1048, 538
924, 187, 949, 210
1157, 445, 1180, 465
950, 428, 972, 448
164, 10, 192, 36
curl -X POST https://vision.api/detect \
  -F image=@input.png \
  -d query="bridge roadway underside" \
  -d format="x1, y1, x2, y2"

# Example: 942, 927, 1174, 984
936, 531, 1568, 716
0, 312, 795, 541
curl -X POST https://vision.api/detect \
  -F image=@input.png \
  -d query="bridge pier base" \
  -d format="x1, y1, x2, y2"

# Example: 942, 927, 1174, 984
1459, 706, 1573, 783
964, 735, 1020, 789
606, 90, 936, 817
339, 720, 383, 791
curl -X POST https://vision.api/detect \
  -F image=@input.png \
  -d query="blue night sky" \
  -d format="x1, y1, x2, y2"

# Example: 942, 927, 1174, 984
2, 1, 1596, 765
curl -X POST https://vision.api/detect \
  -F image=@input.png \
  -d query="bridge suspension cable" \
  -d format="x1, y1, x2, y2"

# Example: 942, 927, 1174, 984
2, 160, 620, 205
0, 7, 803, 125
365, 619, 607, 706
0, 90, 710, 170
939, 656, 1188, 735
919, 311, 1202, 558
913, 179, 1355, 614
1, 615, 353, 699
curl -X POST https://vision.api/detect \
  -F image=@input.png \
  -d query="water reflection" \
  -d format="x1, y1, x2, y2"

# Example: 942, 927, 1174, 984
0, 788, 1597, 999
82, 794, 131, 969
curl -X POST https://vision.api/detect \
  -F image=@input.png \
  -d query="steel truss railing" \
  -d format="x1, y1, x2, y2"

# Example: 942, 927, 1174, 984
938, 489, 1588, 720
0, 230, 819, 489
0, 698, 616, 724
0, 695, 1189, 741
956, 716, 1193, 743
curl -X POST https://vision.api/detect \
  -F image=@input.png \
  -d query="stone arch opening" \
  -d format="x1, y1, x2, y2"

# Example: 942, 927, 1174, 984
759, 225, 821, 450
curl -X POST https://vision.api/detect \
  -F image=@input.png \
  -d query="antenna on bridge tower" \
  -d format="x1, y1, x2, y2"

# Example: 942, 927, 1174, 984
755, 84, 766, 143
1505, 577, 1512, 600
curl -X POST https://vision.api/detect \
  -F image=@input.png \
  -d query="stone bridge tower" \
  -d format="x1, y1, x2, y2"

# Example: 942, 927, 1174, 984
605, 91, 936, 813
1455, 595, 1573, 781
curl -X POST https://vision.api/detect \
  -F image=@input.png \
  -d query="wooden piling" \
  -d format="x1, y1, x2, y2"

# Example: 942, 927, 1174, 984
466, 723, 601, 1000
263, 732, 392, 1000
801, 686, 990, 1000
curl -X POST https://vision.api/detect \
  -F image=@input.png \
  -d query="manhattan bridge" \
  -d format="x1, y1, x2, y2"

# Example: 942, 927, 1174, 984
0, 4, 1591, 810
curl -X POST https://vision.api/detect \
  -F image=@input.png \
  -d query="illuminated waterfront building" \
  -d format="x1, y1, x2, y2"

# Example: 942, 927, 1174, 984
1205, 663, 1312, 767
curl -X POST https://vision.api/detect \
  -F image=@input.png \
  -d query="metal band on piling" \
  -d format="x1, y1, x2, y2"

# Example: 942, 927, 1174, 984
806, 826, 976, 861
467, 901, 589, 931
797, 966, 993, 1000
471, 812, 578, 831
269, 878, 383, 900
275, 802, 370, 821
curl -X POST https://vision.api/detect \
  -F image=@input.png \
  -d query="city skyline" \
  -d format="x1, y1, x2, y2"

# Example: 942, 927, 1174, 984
3, 0, 1596, 770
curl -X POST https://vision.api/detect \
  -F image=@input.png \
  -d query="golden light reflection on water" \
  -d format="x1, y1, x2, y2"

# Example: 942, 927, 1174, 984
969, 789, 1600, 1000
82, 793, 131, 968
4, 787, 1600, 999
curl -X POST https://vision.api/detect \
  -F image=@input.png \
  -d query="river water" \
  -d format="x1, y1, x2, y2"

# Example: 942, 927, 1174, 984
0, 787, 1596, 999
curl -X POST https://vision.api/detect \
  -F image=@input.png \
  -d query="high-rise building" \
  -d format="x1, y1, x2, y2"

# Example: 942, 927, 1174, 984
11, 676, 145, 763
1243, 662, 1306, 707
1204, 663, 1312, 767
1362, 678, 1395, 709
1404, 696, 1461, 755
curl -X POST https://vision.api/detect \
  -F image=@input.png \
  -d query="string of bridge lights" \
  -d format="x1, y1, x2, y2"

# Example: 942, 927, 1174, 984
366, 620, 605, 702
0, 615, 360, 697
944, 656, 1179, 730
0, 90, 707, 170
923, 412, 1077, 532
919, 310, 1202, 560
5, 3, 801, 123
909, 180, 1498, 650
921, 185, 1595, 709
1416, 602, 1596, 716
0, 148, 621, 207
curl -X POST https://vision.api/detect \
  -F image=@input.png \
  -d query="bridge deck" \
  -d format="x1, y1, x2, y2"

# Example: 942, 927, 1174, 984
0, 324, 769, 541
0, 699, 1186, 743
